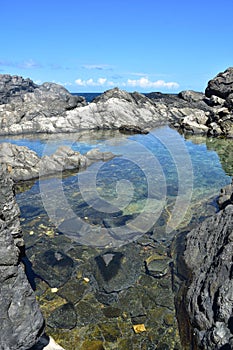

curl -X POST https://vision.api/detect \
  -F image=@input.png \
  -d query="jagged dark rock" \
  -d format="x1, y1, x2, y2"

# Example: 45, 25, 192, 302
0, 74, 38, 104
205, 67, 233, 100
0, 164, 45, 349
179, 184, 233, 349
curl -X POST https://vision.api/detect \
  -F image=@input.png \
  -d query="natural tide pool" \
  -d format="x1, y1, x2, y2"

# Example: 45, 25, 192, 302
1, 126, 232, 349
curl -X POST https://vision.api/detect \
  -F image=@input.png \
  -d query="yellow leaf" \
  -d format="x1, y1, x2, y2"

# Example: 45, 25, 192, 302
133, 324, 146, 333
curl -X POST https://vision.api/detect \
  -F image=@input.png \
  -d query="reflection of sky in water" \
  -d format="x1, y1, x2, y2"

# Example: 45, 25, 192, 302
12, 126, 231, 242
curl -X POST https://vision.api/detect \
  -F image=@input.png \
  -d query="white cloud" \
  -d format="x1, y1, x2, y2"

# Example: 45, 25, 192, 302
98, 78, 107, 85
75, 78, 86, 86
55, 81, 73, 87
127, 77, 179, 89
75, 77, 179, 90
75, 78, 108, 87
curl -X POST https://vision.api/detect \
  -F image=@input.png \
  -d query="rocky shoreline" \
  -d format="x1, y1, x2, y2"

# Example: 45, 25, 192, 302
0, 68, 233, 349
0, 67, 232, 137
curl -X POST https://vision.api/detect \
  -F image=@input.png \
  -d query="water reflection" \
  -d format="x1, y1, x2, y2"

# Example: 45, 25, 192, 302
184, 133, 233, 176
13, 126, 231, 247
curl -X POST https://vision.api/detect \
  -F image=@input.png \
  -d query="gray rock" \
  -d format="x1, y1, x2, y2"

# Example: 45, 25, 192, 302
0, 75, 86, 135
0, 74, 38, 104
0, 164, 44, 350
177, 68, 233, 137
207, 95, 226, 107
217, 180, 233, 209
0, 142, 116, 181
178, 90, 205, 103
225, 92, 233, 111
205, 67, 233, 100
0, 72, 233, 138
178, 110, 209, 134
182, 197, 233, 349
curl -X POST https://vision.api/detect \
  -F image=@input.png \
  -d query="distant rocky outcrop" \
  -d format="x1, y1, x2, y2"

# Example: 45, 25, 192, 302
0, 74, 215, 136
178, 183, 233, 349
0, 164, 44, 349
0, 70, 233, 137
0, 142, 115, 181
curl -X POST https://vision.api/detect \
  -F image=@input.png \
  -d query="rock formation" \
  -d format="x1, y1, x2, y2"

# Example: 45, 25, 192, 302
0, 142, 115, 181
0, 74, 38, 104
178, 68, 233, 137
179, 184, 233, 349
0, 164, 44, 349
0, 70, 232, 137
0, 74, 86, 135
205, 67, 233, 100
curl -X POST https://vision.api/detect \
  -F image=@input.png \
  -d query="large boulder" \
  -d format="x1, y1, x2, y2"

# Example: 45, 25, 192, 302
0, 164, 45, 349
181, 185, 233, 349
205, 67, 233, 100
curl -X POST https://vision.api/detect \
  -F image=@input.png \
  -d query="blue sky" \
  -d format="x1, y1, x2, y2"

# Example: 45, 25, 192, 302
1, 0, 233, 93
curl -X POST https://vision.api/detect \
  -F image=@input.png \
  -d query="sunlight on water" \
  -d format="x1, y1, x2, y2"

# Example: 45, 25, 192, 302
4, 125, 230, 247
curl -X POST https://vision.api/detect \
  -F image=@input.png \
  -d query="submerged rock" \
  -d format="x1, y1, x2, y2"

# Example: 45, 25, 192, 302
144, 253, 172, 278
93, 244, 142, 293
47, 302, 77, 329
